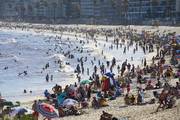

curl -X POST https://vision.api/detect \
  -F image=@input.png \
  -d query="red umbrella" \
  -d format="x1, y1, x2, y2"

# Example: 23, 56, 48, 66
36, 103, 58, 118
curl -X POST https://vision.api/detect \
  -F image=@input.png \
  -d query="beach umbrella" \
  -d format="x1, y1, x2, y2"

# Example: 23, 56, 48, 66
105, 72, 115, 78
36, 103, 58, 118
176, 55, 180, 60
62, 98, 78, 107
176, 50, 180, 54
0, 101, 14, 107
9, 107, 29, 117
80, 79, 92, 84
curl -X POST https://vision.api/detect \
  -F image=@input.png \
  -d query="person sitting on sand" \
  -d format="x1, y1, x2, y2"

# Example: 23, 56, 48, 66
163, 83, 171, 91
175, 82, 180, 90
137, 93, 142, 105
146, 80, 154, 90
96, 91, 108, 107
124, 94, 130, 105
99, 97, 108, 107
130, 94, 136, 105
52, 84, 62, 94
92, 97, 100, 109
81, 99, 89, 108
156, 90, 168, 112
108, 90, 116, 100
155, 78, 162, 89
115, 86, 121, 97
44, 90, 51, 100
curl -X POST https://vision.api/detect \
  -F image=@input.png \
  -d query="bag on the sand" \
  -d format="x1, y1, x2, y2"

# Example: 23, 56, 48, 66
100, 111, 112, 120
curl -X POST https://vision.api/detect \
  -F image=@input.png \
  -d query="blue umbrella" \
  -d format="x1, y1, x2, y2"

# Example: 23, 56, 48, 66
176, 50, 180, 54
36, 103, 58, 118
105, 72, 115, 78
105, 72, 116, 87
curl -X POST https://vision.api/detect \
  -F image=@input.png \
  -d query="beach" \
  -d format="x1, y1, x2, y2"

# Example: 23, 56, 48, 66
0, 22, 180, 120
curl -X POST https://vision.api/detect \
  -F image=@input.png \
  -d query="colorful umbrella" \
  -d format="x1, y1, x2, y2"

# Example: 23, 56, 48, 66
36, 103, 58, 118
80, 79, 92, 84
176, 55, 180, 60
105, 72, 115, 78
62, 98, 78, 107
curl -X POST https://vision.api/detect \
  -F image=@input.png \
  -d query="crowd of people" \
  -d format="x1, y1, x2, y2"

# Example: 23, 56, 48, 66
30, 25, 180, 119
0, 23, 180, 120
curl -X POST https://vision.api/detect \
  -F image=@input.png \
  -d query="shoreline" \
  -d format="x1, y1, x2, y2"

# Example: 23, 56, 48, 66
0, 21, 180, 34
0, 22, 180, 120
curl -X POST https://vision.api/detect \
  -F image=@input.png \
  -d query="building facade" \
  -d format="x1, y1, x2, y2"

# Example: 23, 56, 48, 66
0, 0, 64, 22
0, 0, 179, 25
126, 0, 178, 24
176, 0, 180, 22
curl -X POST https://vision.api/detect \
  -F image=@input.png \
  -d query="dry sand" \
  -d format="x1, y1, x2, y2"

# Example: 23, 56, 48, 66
1, 22, 179, 120
59, 97, 180, 120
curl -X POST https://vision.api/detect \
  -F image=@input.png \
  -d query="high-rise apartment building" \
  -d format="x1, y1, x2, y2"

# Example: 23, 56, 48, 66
0, 0, 179, 24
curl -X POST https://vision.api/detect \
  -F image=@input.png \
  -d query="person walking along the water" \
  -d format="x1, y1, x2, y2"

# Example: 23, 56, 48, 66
46, 74, 49, 82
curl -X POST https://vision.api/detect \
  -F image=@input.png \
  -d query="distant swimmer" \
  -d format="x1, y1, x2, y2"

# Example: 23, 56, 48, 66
4, 66, 8, 70
24, 89, 27, 93
18, 70, 27, 76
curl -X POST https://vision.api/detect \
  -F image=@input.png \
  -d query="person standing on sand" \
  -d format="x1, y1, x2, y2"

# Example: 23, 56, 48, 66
144, 58, 147, 67
127, 83, 131, 94
32, 100, 39, 120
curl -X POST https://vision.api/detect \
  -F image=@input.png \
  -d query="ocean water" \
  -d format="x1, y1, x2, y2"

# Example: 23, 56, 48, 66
0, 29, 145, 102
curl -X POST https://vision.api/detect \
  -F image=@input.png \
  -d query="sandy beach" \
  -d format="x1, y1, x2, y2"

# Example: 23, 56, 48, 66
0, 22, 180, 120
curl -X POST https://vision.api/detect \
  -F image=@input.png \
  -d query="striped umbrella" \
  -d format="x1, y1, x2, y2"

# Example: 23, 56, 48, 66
36, 103, 58, 118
